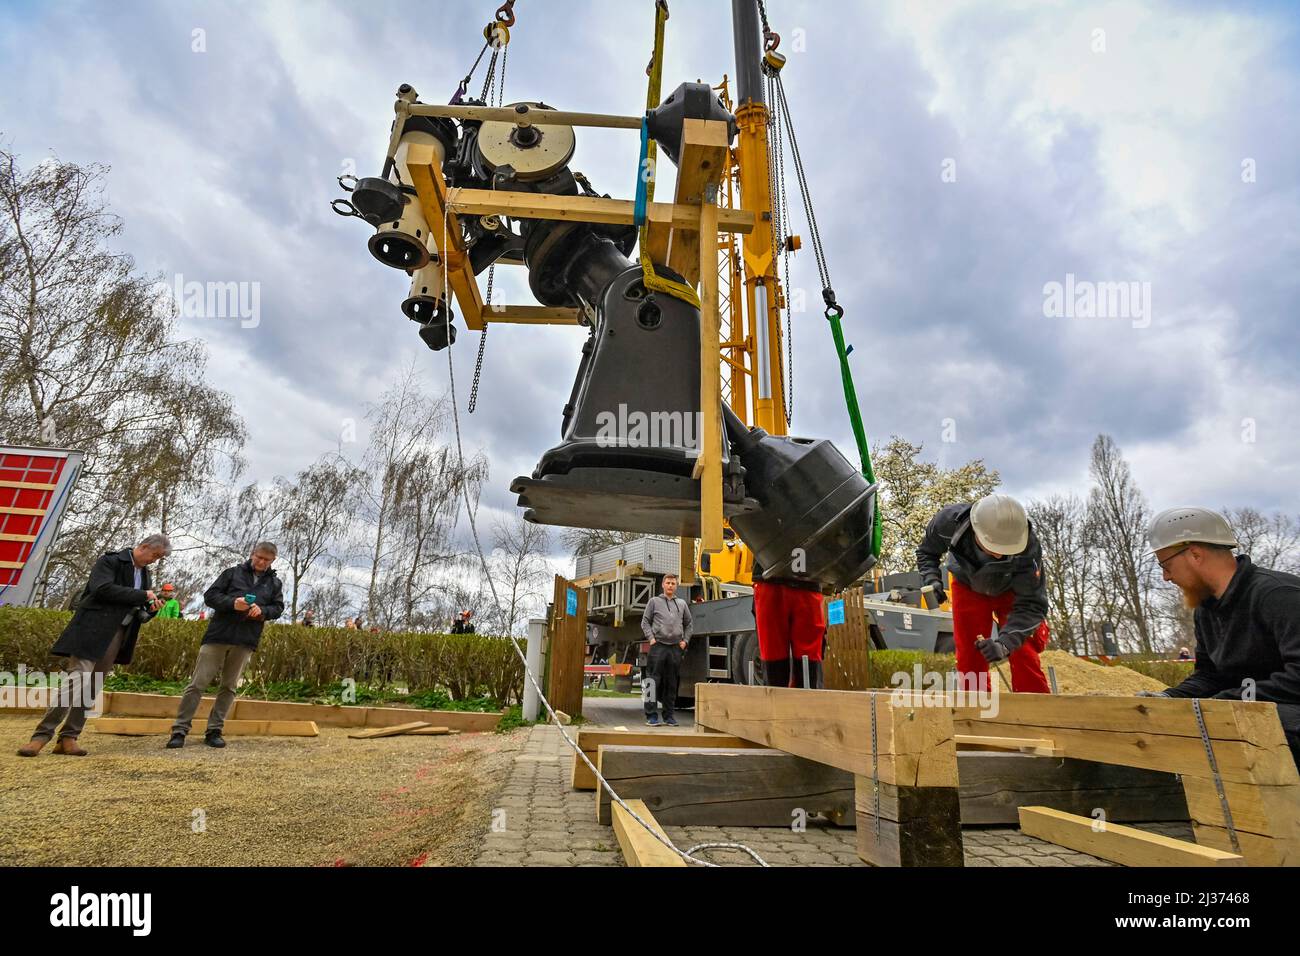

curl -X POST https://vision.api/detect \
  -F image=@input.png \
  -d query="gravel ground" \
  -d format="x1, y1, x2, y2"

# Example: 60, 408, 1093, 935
0, 715, 525, 867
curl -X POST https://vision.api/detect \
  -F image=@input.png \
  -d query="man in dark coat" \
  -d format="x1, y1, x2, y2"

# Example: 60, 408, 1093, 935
17, 534, 171, 757
1141, 506, 1300, 770
167, 542, 284, 749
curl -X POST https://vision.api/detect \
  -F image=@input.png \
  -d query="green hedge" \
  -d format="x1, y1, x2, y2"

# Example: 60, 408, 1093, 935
0, 607, 526, 705
1115, 658, 1193, 688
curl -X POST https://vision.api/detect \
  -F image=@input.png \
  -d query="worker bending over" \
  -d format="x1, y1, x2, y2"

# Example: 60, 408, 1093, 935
916, 493, 1051, 693
753, 558, 828, 689
1141, 507, 1300, 770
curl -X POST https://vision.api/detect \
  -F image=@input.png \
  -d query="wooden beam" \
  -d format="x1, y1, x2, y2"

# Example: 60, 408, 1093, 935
348, 722, 432, 739
405, 143, 485, 330
957, 752, 1189, 826
695, 192, 723, 553
103, 692, 501, 732
855, 776, 964, 867
0, 532, 38, 543
572, 728, 764, 790
595, 744, 854, 826
0, 506, 46, 517
611, 799, 687, 867
694, 684, 959, 787
483, 304, 582, 325
405, 726, 452, 736
956, 734, 1062, 757
443, 187, 753, 234
88, 718, 318, 737
408, 102, 643, 130
643, 119, 731, 287
1018, 806, 1244, 867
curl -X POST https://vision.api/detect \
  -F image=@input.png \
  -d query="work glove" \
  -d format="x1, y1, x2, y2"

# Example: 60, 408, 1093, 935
975, 638, 1010, 663
1136, 690, 1170, 698
924, 582, 947, 608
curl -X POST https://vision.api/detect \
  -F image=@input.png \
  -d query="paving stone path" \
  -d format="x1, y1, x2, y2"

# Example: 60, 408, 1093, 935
474, 722, 1194, 868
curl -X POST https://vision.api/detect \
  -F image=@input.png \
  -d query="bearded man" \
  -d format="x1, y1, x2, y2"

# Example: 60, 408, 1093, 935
1142, 506, 1300, 771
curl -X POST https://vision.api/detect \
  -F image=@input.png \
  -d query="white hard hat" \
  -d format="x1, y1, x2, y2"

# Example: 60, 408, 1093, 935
970, 494, 1029, 556
1146, 507, 1238, 554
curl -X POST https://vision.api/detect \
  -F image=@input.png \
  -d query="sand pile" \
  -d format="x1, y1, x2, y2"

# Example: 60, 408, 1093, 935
990, 650, 1169, 696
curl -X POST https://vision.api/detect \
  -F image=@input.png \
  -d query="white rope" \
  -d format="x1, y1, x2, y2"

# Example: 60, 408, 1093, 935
438, 192, 768, 868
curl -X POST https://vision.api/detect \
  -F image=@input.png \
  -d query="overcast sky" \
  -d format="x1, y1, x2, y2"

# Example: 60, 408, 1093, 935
3, 0, 1297, 568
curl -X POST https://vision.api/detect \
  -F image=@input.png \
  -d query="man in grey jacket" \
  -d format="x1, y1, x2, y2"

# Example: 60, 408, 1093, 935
641, 573, 692, 726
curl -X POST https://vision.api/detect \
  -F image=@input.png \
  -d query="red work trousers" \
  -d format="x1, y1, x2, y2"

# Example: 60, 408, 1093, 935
754, 581, 826, 663
950, 577, 1051, 694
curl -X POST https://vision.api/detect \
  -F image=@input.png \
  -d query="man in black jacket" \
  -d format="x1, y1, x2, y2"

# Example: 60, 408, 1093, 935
1141, 506, 1300, 769
916, 494, 1052, 693
167, 542, 284, 749
17, 534, 171, 757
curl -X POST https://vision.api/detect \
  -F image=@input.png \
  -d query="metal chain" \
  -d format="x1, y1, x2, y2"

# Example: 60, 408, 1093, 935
766, 71, 794, 427
469, 34, 509, 415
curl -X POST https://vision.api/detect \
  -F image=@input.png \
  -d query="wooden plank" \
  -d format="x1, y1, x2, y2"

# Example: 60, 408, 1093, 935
105, 693, 501, 732
483, 304, 581, 325
546, 575, 587, 720
348, 721, 432, 739
646, 119, 731, 287
694, 684, 959, 787
957, 752, 1189, 826
1018, 806, 1244, 867
0, 532, 38, 543
0, 506, 46, 516
405, 726, 452, 736
611, 798, 687, 867
595, 744, 854, 826
360, 706, 500, 732
695, 192, 723, 552
956, 734, 1062, 757
88, 718, 318, 737
445, 187, 752, 234
953, 695, 1298, 784
104, 692, 217, 719
572, 729, 765, 789
405, 143, 484, 330
409, 102, 643, 130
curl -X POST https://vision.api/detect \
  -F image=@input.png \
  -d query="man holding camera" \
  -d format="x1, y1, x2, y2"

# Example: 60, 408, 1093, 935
167, 542, 283, 749
17, 534, 172, 757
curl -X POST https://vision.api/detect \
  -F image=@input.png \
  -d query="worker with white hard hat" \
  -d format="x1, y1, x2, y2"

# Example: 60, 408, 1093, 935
916, 493, 1052, 693
1141, 506, 1300, 770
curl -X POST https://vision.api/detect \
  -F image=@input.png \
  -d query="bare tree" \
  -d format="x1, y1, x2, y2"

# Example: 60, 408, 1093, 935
0, 146, 245, 603
1086, 434, 1156, 653
1225, 507, 1300, 573
560, 527, 645, 558
355, 363, 489, 629
1028, 494, 1093, 654
482, 513, 553, 635
280, 455, 363, 622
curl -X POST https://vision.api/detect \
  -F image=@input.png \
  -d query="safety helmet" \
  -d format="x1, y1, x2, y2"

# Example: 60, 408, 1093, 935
161, 583, 175, 593
970, 493, 1029, 556
1146, 507, 1238, 554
